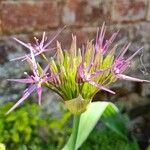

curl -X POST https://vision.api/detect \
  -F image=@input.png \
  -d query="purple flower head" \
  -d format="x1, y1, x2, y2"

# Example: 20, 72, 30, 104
7, 50, 50, 114
11, 27, 65, 61
7, 24, 150, 114
112, 44, 150, 83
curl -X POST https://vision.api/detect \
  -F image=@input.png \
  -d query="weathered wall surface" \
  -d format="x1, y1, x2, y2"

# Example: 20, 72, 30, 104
0, 0, 150, 105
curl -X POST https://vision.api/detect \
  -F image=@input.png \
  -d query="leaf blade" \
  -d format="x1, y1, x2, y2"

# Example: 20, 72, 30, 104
63, 101, 121, 150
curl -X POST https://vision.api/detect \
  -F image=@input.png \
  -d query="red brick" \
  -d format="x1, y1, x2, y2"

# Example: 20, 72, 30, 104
128, 23, 150, 43
147, 0, 150, 20
0, 1, 59, 34
0, 19, 2, 34
61, 0, 112, 26
112, 0, 147, 22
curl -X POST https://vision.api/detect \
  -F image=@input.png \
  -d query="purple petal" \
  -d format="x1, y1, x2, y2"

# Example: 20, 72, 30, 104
96, 27, 100, 44
6, 85, 36, 114
103, 30, 119, 54
98, 22, 106, 48
42, 47, 56, 53
108, 30, 119, 43
42, 64, 50, 75
43, 26, 66, 49
90, 67, 112, 79
7, 78, 34, 83
81, 45, 85, 63
116, 43, 131, 60
76, 45, 85, 79
40, 32, 46, 47
37, 86, 42, 105
29, 48, 39, 77
117, 74, 150, 83
10, 54, 27, 61
20, 48, 55, 61
113, 59, 129, 74
35, 47, 56, 55
88, 80, 115, 94
126, 47, 143, 62
13, 37, 31, 49
86, 47, 95, 73
11, 45, 36, 62
77, 63, 84, 78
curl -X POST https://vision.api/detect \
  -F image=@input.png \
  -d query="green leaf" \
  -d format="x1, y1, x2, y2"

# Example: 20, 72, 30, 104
101, 105, 128, 140
63, 101, 123, 150
146, 145, 150, 150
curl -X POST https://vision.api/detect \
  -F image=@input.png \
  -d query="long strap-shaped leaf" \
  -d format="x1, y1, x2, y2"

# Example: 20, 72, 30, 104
63, 101, 126, 150
101, 104, 128, 140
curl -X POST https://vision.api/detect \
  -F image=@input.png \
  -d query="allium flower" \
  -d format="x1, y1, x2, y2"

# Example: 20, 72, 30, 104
112, 43, 149, 82
7, 50, 50, 114
11, 27, 65, 61
7, 24, 150, 114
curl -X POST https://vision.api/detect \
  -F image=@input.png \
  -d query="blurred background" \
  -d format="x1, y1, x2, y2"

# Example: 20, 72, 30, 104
0, 0, 150, 150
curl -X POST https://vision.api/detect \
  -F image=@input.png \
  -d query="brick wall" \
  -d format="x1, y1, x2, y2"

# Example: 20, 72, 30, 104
0, 0, 150, 104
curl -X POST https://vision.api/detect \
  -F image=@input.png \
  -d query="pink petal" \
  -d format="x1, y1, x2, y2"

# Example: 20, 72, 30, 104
37, 86, 42, 105
35, 47, 56, 55
40, 32, 46, 47
76, 45, 85, 79
7, 78, 34, 83
117, 74, 150, 83
10, 54, 27, 61
81, 45, 85, 63
109, 30, 119, 43
41, 47, 56, 53
127, 47, 143, 62
42, 64, 50, 75
77, 63, 84, 78
96, 27, 100, 44
86, 47, 95, 73
99, 22, 106, 48
88, 80, 115, 94
13, 37, 31, 49
90, 67, 112, 79
43, 26, 66, 49
29, 48, 39, 77
116, 43, 131, 60
6, 85, 36, 114
103, 30, 119, 54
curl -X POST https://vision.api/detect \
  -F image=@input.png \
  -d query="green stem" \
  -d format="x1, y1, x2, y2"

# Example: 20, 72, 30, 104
71, 115, 81, 150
